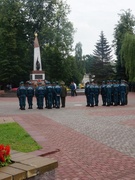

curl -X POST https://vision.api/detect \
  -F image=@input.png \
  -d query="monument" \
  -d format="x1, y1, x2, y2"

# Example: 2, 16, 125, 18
30, 33, 45, 83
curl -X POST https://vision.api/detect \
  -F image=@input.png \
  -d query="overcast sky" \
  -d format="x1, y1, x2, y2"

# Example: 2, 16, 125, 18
66, 0, 135, 57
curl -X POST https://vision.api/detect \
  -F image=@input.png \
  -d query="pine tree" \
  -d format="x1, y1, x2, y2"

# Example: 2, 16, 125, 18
92, 31, 114, 82
93, 31, 113, 63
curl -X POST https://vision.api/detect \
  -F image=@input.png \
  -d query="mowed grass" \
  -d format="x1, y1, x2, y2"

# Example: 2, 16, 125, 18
0, 122, 41, 152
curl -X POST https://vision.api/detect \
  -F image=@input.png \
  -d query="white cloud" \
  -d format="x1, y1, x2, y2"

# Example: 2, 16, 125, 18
66, 0, 135, 57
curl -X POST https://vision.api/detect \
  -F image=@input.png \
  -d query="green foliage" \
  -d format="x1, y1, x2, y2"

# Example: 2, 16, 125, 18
121, 33, 135, 81
113, 9, 135, 80
93, 31, 113, 62
0, 0, 75, 87
0, 122, 41, 152
90, 31, 114, 82
0, 0, 32, 87
74, 42, 85, 83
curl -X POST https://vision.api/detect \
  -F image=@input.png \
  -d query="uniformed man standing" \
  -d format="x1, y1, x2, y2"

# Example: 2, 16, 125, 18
94, 81, 100, 106
35, 81, 45, 109
106, 80, 112, 106
119, 80, 126, 105
89, 81, 95, 107
54, 81, 61, 108
125, 80, 129, 105
113, 80, 119, 106
100, 81, 106, 106
17, 81, 27, 110
52, 82, 56, 108
26, 81, 35, 109
60, 81, 67, 108
46, 82, 53, 109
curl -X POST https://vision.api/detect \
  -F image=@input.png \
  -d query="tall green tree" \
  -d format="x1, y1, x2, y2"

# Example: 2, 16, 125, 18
0, 0, 75, 87
75, 42, 82, 61
121, 33, 135, 81
22, 0, 75, 82
92, 31, 114, 82
0, 0, 30, 87
93, 31, 113, 64
113, 9, 135, 80
74, 42, 84, 83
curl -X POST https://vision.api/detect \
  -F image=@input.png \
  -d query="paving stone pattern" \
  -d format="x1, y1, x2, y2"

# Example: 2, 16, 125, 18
1, 93, 135, 179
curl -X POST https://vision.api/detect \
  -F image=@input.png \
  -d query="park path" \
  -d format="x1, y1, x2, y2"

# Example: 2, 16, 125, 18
0, 93, 135, 179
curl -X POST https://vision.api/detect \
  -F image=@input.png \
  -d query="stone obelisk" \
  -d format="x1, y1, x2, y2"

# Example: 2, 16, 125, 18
30, 33, 45, 83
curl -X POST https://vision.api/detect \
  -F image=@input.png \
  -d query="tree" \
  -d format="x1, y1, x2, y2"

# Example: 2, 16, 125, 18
74, 42, 85, 83
0, 0, 31, 87
113, 9, 135, 80
121, 33, 135, 81
83, 54, 94, 74
92, 31, 114, 82
93, 31, 113, 64
0, 0, 75, 87
24, 0, 75, 82
75, 42, 82, 61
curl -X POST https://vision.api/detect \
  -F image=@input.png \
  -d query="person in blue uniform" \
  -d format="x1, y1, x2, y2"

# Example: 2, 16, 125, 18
125, 80, 129, 105
17, 81, 27, 110
26, 81, 34, 109
89, 81, 95, 107
52, 82, 56, 108
110, 80, 114, 105
44, 81, 48, 108
54, 81, 61, 108
117, 80, 120, 105
94, 81, 100, 106
113, 80, 119, 106
119, 80, 126, 105
35, 81, 45, 109
106, 80, 112, 106
100, 81, 106, 106
46, 82, 53, 109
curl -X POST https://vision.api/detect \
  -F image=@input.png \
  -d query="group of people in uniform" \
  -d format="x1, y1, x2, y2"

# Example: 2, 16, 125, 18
17, 79, 129, 110
17, 80, 67, 110
85, 80, 129, 107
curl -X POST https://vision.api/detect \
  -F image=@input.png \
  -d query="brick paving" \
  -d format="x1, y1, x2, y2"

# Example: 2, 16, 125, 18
1, 93, 135, 179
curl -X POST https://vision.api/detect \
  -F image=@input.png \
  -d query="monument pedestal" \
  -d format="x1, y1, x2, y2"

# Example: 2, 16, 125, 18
30, 70, 45, 84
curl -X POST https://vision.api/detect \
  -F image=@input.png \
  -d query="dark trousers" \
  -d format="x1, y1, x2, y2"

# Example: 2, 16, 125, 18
27, 96, 33, 107
89, 93, 94, 106
94, 94, 99, 105
71, 90, 74, 96
55, 95, 60, 108
61, 97, 66, 107
37, 95, 44, 108
101, 94, 106, 105
19, 95, 26, 108
74, 89, 77, 96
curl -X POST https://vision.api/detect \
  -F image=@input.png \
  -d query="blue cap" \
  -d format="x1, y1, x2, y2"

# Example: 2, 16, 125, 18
20, 81, 24, 85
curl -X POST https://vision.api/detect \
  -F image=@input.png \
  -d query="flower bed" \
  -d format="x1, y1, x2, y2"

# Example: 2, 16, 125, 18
0, 149, 58, 180
0, 144, 12, 168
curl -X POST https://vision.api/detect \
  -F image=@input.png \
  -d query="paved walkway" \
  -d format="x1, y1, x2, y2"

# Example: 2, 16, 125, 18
1, 93, 135, 179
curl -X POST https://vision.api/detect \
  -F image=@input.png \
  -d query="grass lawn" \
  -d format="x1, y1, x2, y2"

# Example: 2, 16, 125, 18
0, 122, 41, 152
